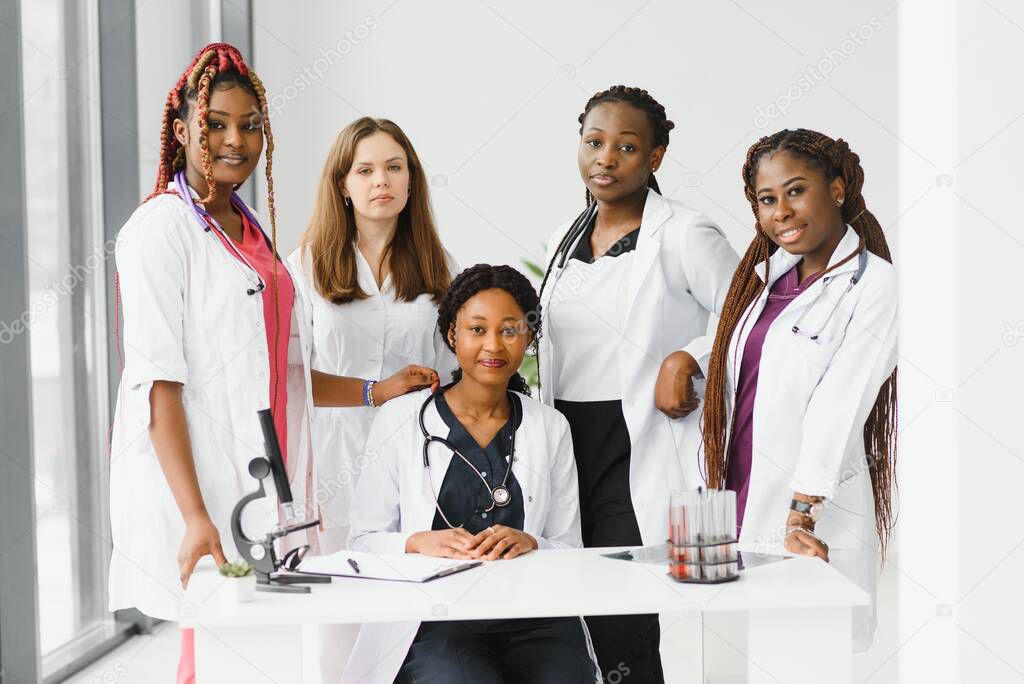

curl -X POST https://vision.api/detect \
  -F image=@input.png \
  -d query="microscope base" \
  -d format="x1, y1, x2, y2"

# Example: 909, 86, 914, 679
256, 572, 332, 594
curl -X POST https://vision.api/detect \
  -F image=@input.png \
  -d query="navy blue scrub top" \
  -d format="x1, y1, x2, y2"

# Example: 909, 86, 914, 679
430, 391, 525, 534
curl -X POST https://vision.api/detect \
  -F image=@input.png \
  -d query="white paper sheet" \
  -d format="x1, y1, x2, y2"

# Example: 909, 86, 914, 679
297, 550, 482, 583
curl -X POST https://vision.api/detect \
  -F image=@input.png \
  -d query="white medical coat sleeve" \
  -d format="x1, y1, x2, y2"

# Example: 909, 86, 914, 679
791, 267, 898, 497
116, 198, 190, 398
286, 246, 316, 331
535, 413, 583, 550
346, 403, 413, 555
678, 215, 739, 378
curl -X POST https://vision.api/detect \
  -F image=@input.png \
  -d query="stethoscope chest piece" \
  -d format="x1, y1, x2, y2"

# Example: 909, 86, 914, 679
492, 485, 511, 507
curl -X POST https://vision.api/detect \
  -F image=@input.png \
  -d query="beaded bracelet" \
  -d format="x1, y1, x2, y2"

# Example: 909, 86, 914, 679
363, 379, 377, 407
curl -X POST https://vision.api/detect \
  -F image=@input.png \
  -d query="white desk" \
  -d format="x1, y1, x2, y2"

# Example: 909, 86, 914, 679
183, 547, 867, 683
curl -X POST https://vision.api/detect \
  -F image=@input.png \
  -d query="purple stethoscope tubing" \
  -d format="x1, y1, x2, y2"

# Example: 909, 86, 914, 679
173, 169, 272, 296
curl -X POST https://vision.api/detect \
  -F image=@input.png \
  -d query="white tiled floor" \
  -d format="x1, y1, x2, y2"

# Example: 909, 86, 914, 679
63, 623, 180, 684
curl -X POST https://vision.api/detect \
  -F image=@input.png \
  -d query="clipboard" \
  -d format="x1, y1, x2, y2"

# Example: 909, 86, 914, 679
296, 550, 482, 583
601, 543, 789, 570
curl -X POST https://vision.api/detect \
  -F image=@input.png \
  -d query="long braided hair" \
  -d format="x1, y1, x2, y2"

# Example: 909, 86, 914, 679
577, 85, 674, 206
143, 43, 286, 420
702, 128, 898, 555
149, 43, 276, 212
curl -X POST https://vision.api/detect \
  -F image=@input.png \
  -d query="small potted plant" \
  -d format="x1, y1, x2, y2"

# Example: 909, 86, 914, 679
218, 560, 256, 604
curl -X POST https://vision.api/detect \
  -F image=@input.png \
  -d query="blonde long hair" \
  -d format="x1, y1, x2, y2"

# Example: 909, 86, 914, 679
300, 117, 450, 303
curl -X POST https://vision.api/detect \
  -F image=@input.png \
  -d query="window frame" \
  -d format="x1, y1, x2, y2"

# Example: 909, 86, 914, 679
2, 0, 257, 678
0, 0, 43, 681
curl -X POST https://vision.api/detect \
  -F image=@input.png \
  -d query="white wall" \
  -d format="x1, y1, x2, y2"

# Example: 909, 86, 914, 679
894, 2, 960, 681
886, 1, 1024, 682
125, 4, 1024, 682
249, 2, 909, 680
950, 1, 1022, 681
250, 0, 897, 275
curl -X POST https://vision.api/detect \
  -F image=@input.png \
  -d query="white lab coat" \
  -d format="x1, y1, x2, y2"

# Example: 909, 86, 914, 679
108, 189, 317, 621
538, 188, 739, 546
342, 389, 597, 684
287, 245, 458, 553
724, 225, 898, 650
287, 245, 459, 683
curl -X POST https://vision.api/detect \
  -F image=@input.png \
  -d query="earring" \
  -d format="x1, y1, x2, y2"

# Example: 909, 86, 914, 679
836, 197, 844, 207
344, 196, 352, 207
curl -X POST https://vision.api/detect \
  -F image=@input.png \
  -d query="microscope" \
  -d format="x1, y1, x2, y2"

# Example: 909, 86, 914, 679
229, 409, 331, 593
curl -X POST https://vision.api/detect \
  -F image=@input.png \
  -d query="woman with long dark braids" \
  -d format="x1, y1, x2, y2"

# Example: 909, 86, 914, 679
107, 43, 436, 683
701, 128, 898, 650
537, 85, 738, 682
345, 265, 598, 683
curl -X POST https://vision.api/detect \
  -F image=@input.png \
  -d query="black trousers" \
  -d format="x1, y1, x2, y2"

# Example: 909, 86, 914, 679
397, 617, 596, 684
556, 398, 665, 684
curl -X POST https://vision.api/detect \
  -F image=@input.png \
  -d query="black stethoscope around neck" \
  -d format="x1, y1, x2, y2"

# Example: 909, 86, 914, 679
418, 386, 519, 529
538, 202, 599, 303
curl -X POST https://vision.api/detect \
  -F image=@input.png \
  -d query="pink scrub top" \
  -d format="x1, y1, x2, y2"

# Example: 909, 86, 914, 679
208, 207, 295, 465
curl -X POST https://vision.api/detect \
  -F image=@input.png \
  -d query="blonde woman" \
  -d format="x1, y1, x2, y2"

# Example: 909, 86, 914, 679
288, 118, 458, 680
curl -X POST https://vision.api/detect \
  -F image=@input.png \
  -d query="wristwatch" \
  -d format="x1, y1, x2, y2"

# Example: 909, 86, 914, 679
790, 498, 825, 522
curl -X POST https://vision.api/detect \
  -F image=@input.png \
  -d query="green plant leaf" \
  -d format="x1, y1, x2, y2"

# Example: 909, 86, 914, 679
521, 257, 545, 279
219, 560, 254, 577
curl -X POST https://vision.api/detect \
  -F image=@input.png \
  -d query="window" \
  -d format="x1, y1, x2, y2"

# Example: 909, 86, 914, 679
4, 1, 250, 678
20, 0, 124, 675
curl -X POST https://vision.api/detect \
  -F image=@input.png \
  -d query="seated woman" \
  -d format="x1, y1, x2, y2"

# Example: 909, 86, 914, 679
344, 264, 598, 684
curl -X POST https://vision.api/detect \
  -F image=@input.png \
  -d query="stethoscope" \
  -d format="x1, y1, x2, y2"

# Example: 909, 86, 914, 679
173, 169, 268, 297
789, 244, 868, 342
173, 170, 292, 425
537, 202, 598, 303
418, 387, 519, 529
717, 242, 870, 486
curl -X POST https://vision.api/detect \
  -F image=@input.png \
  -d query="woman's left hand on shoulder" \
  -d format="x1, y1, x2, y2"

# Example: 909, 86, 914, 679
654, 351, 701, 419
374, 364, 440, 404
467, 525, 538, 561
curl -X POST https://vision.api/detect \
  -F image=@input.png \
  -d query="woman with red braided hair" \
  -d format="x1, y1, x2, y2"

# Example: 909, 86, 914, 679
107, 43, 437, 682
537, 85, 739, 682
701, 128, 898, 651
